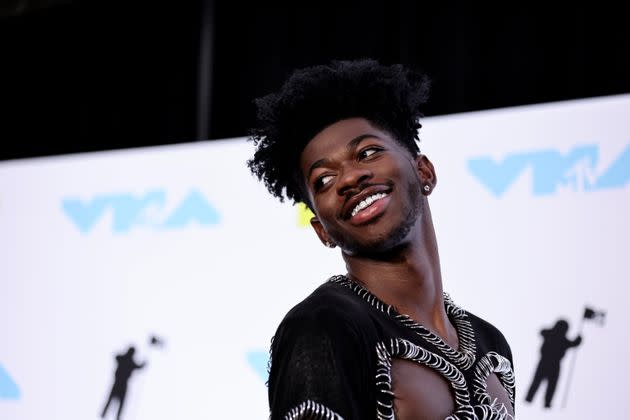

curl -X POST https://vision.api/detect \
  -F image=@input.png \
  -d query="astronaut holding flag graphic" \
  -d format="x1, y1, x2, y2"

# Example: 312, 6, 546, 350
525, 306, 606, 409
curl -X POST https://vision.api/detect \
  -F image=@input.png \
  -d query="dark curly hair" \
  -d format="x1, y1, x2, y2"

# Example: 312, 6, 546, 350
247, 59, 430, 208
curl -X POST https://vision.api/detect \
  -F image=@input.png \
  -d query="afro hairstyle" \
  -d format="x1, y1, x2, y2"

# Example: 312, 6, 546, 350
247, 59, 430, 208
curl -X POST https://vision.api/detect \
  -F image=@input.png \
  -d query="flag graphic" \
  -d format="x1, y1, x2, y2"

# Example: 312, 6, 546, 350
583, 307, 606, 325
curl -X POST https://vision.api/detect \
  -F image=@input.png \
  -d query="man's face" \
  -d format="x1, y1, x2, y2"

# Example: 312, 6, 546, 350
299, 117, 435, 255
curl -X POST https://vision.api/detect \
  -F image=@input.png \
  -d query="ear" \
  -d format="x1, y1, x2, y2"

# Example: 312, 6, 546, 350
310, 217, 336, 248
415, 154, 437, 194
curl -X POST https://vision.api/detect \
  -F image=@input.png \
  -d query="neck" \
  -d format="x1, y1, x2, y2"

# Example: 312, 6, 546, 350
342, 203, 455, 344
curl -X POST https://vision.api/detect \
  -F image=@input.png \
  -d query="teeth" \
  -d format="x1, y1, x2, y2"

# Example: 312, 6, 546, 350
351, 193, 387, 217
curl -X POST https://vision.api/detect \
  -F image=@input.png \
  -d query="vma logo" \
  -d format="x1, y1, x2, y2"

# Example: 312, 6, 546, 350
63, 189, 220, 233
0, 364, 20, 400
247, 350, 269, 382
468, 144, 630, 197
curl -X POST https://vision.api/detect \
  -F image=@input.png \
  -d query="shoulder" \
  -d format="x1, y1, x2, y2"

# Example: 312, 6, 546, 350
267, 278, 375, 419
273, 279, 372, 348
285, 279, 368, 322
465, 309, 513, 362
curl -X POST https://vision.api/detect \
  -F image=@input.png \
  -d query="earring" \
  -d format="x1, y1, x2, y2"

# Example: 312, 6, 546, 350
325, 241, 335, 248
423, 185, 430, 192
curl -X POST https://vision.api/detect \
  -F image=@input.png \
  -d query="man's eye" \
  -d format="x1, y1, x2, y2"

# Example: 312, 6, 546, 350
358, 147, 382, 160
315, 175, 334, 190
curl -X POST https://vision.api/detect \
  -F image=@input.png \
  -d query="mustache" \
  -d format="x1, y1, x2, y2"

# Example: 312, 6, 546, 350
343, 180, 394, 204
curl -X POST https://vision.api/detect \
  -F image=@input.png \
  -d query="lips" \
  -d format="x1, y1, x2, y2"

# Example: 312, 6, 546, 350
342, 185, 392, 221
350, 192, 388, 217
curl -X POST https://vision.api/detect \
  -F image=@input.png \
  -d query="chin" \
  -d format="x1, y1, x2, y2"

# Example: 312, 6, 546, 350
339, 221, 415, 256
333, 195, 422, 256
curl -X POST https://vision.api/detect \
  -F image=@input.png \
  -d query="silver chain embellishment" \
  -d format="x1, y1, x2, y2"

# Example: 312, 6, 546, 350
283, 400, 344, 420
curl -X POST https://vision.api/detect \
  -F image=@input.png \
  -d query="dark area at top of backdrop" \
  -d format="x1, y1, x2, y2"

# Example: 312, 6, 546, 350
1, 0, 629, 161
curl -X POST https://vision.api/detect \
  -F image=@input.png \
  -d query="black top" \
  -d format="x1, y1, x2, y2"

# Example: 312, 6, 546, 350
268, 275, 515, 420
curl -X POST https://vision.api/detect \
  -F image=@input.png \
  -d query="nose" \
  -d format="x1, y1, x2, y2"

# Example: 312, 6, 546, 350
337, 164, 373, 196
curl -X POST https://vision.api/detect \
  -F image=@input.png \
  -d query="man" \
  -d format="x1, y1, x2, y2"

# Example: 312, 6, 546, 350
248, 59, 515, 420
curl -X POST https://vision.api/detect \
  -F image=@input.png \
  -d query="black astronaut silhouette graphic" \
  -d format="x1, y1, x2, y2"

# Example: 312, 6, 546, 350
101, 346, 146, 420
101, 335, 165, 420
525, 307, 605, 409
525, 319, 581, 408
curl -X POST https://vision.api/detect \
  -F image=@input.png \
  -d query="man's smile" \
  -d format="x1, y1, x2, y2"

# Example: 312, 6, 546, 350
350, 192, 389, 218
348, 193, 391, 225
342, 185, 393, 226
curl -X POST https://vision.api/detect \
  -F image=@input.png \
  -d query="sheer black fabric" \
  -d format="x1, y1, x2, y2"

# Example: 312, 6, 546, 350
267, 278, 514, 420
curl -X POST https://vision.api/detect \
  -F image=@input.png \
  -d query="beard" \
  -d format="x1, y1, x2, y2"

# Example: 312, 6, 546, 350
332, 179, 424, 257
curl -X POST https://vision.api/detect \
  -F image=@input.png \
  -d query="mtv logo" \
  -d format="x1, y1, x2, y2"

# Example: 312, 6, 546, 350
468, 144, 630, 196
62, 189, 220, 233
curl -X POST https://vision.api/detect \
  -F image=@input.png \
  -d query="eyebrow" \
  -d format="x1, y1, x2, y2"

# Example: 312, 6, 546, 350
307, 133, 381, 179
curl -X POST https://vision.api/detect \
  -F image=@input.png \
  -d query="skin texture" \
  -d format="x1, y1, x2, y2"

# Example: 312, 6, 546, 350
299, 117, 513, 419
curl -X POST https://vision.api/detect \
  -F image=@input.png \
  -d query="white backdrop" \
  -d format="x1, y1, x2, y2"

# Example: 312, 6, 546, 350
1, 94, 628, 419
